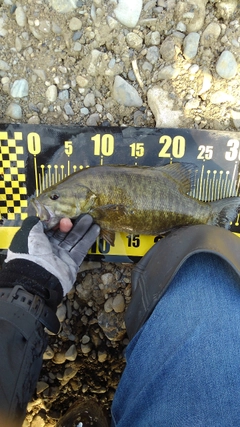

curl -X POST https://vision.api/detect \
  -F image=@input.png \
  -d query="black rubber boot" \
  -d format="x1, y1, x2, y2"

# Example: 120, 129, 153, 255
125, 225, 240, 340
56, 398, 109, 427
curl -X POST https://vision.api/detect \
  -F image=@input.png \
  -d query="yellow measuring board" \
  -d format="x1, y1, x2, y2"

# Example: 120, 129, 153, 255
1, 124, 240, 262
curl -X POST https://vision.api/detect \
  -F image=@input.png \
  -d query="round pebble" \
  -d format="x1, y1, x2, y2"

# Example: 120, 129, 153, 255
10, 79, 28, 98
112, 294, 125, 313
6, 103, 22, 119
46, 85, 58, 102
69, 17, 82, 31
216, 51, 238, 79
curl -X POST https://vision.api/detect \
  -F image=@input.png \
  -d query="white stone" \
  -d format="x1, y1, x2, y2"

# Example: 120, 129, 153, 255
15, 6, 26, 27
210, 91, 234, 104
114, 0, 143, 28
11, 79, 29, 98
49, 0, 78, 13
147, 86, 182, 128
46, 85, 58, 102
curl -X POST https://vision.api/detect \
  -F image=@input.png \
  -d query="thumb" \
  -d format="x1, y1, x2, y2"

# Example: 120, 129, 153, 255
9, 216, 41, 254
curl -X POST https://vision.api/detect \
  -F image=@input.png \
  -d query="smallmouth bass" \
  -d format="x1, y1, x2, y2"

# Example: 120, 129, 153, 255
32, 163, 240, 246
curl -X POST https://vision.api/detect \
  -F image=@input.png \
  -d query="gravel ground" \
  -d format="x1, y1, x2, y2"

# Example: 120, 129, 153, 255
0, 0, 240, 425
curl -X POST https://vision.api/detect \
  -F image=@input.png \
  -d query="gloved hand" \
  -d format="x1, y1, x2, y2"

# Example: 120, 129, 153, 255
5, 214, 100, 296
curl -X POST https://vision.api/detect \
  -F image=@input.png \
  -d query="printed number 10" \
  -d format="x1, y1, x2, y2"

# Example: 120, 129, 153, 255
91, 134, 114, 156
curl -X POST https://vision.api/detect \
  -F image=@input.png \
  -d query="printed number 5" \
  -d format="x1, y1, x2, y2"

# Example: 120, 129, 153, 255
65, 141, 73, 156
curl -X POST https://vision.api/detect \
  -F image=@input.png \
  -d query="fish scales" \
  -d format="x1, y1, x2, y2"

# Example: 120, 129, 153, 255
32, 164, 240, 246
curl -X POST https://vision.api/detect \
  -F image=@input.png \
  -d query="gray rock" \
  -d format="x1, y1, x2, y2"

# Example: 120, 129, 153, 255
113, 75, 142, 107
114, 0, 143, 28
11, 79, 28, 98
155, 65, 179, 80
159, 37, 176, 62
52, 22, 62, 34
73, 31, 83, 41
146, 46, 159, 64
0, 59, 10, 71
49, 0, 78, 13
46, 85, 58, 102
98, 311, 126, 341
15, 6, 26, 27
59, 90, 69, 100
84, 93, 96, 107
112, 294, 125, 313
80, 107, 89, 115
147, 86, 182, 127
82, 334, 90, 344
6, 103, 22, 119
64, 103, 74, 115
65, 344, 77, 361
183, 32, 200, 59
37, 381, 49, 394
86, 113, 100, 126
216, 51, 238, 79
126, 32, 143, 50
81, 343, 92, 354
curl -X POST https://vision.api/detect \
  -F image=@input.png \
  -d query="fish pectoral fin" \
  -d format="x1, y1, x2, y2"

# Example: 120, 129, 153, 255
100, 229, 116, 246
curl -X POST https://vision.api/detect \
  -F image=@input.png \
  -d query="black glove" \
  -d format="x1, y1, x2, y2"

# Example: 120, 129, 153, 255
3, 214, 100, 296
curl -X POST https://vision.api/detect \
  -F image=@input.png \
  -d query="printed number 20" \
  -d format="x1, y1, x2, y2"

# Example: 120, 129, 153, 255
158, 135, 186, 159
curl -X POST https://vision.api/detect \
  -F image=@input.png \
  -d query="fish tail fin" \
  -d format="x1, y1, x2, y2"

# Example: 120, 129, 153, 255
209, 197, 240, 229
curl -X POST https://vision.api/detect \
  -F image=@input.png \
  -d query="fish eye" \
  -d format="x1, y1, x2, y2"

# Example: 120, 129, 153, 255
50, 193, 59, 201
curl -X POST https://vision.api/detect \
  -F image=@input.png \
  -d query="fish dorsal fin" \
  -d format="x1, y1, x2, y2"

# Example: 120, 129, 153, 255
160, 162, 196, 194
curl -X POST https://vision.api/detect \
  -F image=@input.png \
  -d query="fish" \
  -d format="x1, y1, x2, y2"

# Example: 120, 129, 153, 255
31, 163, 240, 246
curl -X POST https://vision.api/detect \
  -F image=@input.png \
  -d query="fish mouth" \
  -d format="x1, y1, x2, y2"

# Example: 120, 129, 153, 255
31, 199, 59, 229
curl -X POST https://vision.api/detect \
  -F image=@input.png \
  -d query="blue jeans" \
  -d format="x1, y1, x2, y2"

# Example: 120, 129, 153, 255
111, 254, 240, 426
